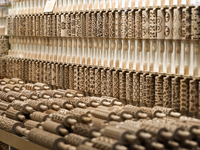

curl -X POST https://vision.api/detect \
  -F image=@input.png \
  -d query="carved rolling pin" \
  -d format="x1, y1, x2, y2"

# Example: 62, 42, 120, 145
90, 108, 121, 122
13, 84, 25, 90
2, 78, 15, 84
97, 105, 133, 120
69, 108, 92, 124
44, 90, 62, 98
64, 133, 92, 147
123, 105, 148, 119
36, 90, 51, 99
92, 136, 128, 150
34, 82, 50, 90
54, 89, 75, 97
24, 120, 42, 130
51, 98, 74, 110
100, 126, 137, 145
10, 100, 33, 114
154, 120, 193, 143
0, 101, 11, 111
27, 128, 76, 150
42, 120, 69, 136
30, 111, 50, 122
0, 79, 6, 85
63, 89, 84, 97
10, 78, 24, 84
0, 116, 27, 136
71, 123, 101, 138
25, 99, 48, 112
153, 106, 181, 117
109, 121, 152, 141
101, 96, 123, 106
5, 107, 26, 121
5, 84, 20, 92
140, 107, 166, 118
25, 83, 41, 90
21, 89, 38, 99
7, 91, 27, 100
38, 98, 60, 110
0, 85, 10, 92
80, 97, 100, 107
0, 91, 15, 102
87, 96, 112, 106
50, 112, 77, 127
62, 97, 87, 108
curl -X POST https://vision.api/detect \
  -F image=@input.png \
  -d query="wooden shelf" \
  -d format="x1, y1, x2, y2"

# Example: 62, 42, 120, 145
0, 129, 50, 150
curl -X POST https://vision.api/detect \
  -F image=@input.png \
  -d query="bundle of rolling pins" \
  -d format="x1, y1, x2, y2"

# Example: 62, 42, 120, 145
2, 57, 200, 118
0, 78, 199, 149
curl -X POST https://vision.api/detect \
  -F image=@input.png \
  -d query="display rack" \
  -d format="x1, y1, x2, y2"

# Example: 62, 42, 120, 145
0, 129, 49, 150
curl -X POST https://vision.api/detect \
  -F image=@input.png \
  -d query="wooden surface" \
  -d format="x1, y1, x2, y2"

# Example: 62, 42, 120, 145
0, 129, 49, 150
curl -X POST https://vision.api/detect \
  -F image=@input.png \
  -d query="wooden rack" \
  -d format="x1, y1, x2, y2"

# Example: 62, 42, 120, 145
0, 129, 49, 150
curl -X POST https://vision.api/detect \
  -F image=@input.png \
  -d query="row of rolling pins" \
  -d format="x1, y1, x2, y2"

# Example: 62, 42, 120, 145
7, 3, 200, 76
7, 5, 200, 40
1, 57, 200, 117
0, 78, 200, 149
